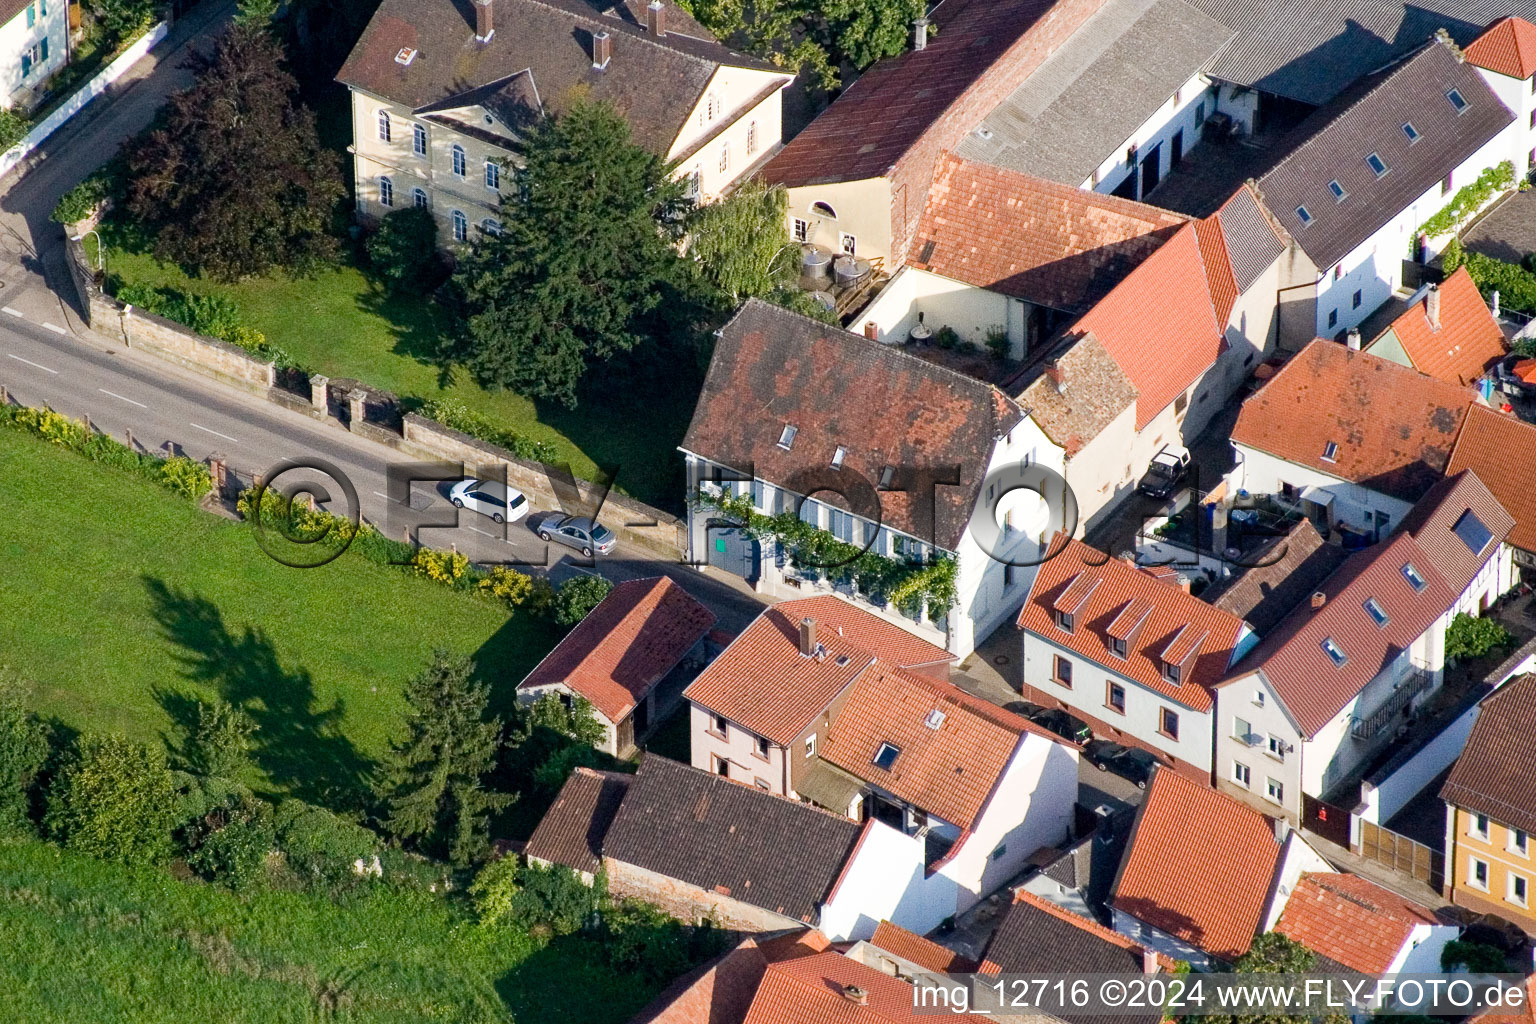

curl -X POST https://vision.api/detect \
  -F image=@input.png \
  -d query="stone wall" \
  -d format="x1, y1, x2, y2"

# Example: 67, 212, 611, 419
61, 224, 686, 560
604, 858, 809, 933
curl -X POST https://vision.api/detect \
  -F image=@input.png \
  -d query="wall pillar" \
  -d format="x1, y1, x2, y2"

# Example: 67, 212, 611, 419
347, 389, 368, 431
309, 374, 329, 418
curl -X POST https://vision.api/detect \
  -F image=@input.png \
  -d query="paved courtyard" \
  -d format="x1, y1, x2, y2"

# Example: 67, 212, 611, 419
1464, 189, 1536, 265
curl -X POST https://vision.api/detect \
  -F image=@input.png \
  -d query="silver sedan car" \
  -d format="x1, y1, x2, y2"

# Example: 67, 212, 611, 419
538, 514, 617, 556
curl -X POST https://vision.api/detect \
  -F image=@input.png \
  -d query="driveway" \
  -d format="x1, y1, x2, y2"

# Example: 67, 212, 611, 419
1464, 189, 1536, 265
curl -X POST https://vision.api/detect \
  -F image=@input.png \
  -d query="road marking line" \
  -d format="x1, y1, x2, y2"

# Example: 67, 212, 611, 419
41, 322, 66, 335
98, 388, 146, 409
188, 422, 239, 443
1, 307, 21, 317
464, 525, 499, 539
6, 352, 56, 373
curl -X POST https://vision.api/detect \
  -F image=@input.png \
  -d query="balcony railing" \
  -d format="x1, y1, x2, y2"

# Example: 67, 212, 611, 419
1350, 668, 1432, 740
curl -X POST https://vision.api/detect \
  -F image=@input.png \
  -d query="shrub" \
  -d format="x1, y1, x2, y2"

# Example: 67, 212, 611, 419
478, 566, 552, 611
1445, 613, 1513, 663
604, 900, 726, 982
1420, 161, 1516, 238
0, 108, 29, 154
186, 797, 276, 890
52, 169, 116, 225
412, 547, 472, 586
552, 575, 613, 626
933, 325, 959, 349
985, 326, 1009, 360
47, 735, 179, 865
366, 206, 442, 294
156, 455, 212, 500
418, 399, 560, 463
0, 671, 51, 837
182, 698, 257, 779
272, 799, 377, 889
0, 402, 208, 503
112, 282, 295, 369
1456, 249, 1536, 316
471, 859, 600, 935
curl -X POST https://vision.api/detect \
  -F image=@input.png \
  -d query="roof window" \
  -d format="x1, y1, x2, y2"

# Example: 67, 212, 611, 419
1321, 440, 1339, 462
1366, 153, 1389, 178
1402, 122, 1420, 142
1447, 88, 1468, 113
1453, 509, 1492, 554
1328, 180, 1347, 201
1296, 205, 1314, 226
1321, 638, 1348, 667
1364, 598, 1389, 627
1402, 562, 1427, 591
777, 424, 797, 450
395, 47, 418, 66
924, 709, 946, 730
830, 445, 847, 470
873, 742, 901, 770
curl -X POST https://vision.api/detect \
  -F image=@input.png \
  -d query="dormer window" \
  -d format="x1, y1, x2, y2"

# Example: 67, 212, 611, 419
1402, 122, 1420, 143
1364, 598, 1389, 626
777, 424, 797, 450
1365, 153, 1389, 178
1161, 660, 1182, 684
1402, 562, 1427, 591
1328, 180, 1347, 201
1109, 636, 1127, 658
1321, 440, 1339, 462
1321, 637, 1347, 667
830, 446, 847, 470
1054, 609, 1075, 633
1296, 205, 1314, 226
1447, 88, 1469, 113
873, 742, 901, 770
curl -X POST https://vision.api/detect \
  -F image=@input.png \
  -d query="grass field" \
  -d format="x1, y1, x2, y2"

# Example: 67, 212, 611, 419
0, 428, 555, 807
0, 837, 666, 1023
95, 242, 693, 512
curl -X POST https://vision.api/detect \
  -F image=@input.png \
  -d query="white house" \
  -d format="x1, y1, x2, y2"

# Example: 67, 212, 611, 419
679, 300, 1068, 658
337, 0, 790, 245
1016, 535, 1258, 778
1466, 18, 1536, 172
1228, 340, 1480, 542
1271, 871, 1456, 974
0, 0, 65, 111
1256, 33, 1533, 345
1213, 470, 1517, 822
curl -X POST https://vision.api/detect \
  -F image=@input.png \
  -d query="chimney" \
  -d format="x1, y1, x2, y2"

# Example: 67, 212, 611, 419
473, 0, 494, 42
1142, 948, 1160, 974
913, 18, 929, 51
1274, 816, 1293, 843
1311, 591, 1326, 610
1045, 361, 1068, 396
843, 985, 869, 1006
592, 30, 611, 69
1345, 327, 1361, 350
646, 0, 665, 38
799, 617, 817, 657
1426, 284, 1441, 330
864, 321, 878, 341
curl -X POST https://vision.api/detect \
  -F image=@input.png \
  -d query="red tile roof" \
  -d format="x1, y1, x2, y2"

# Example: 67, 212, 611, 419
1274, 872, 1437, 974
1448, 403, 1536, 553
1470, 975, 1536, 1024
1369, 268, 1506, 385
1466, 17, 1536, 80
1231, 340, 1477, 503
1018, 537, 1250, 712
523, 766, 632, 876
685, 596, 953, 746
518, 577, 715, 722
1395, 469, 1514, 595
1194, 213, 1239, 327
1111, 768, 1280, 962
821, 662, 1063, 830
630, 931, 834, 1024
868, 921, 976, 973
907, 154, 1187, 314
743, 951, 927, 1024
1071, 222, 1228, 430
758, 0, 1058, 189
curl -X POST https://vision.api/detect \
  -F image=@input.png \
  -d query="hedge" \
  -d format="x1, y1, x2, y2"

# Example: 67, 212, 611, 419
1442, 238, 1536, 316
0, 403, 211, 500
418, 398, 560, 463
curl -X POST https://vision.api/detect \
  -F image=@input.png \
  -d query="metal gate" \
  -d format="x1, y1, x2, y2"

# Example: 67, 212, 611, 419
1302, 793, 1353, 848
1358, 820, 1445, 891
705, 523, 760, 583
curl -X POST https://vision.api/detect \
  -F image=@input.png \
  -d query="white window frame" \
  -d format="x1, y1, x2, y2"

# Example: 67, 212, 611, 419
412, 188, 429, 209
791, 217, 808, 242
746, 120, 757, 156
451, 144, 467, 178
412, 123, 427, 156
1233, 761, 1251, 788
480, 217, 501, 237
719, 140, 730, 174
378, 175, 394, 208
1472, 813, 1491, 841
1510, 873, 1529, 907
805, 734, 816, 758
1470, 855, 1490, 891
485, 159, 500, 191
377, 110, 391, 142
451, 209, 467, 242
1266, 777, 1284, 804
840, 233, 856, 256
1510, 828, 1529, 857
1267, 735, 1286, 762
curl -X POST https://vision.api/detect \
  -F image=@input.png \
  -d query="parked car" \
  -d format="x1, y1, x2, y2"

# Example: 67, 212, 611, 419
1082, 740, 1157, 789
449, 478, 529, 524
1028, 708, 1091, 745
1137, 444, 1191, 499
538, 514, 617, 556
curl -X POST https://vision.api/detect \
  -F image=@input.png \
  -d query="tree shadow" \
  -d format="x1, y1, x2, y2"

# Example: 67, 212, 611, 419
141, 576, 374, 810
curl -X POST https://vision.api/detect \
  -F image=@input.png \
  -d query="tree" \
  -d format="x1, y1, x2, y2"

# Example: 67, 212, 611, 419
182, 697, 257, 779
373, 651, 510, 866
1201, 933, 1350, 1024
366, 206, 441, 295
121, 25, 343, 281
552, 575, 614, 626
234, 0, 280, 28
687, 181, 798, 304
46, 735, 180, 865
1445, 613, 1514, 664
91, 0, 155, 43
448, 98, 695, 407
820, 0, 927, 71
0, 672, 50, 836
1442, 939, 1509, 973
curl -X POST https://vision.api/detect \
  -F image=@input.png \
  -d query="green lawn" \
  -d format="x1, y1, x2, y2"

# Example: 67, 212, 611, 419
0, 837, 667, 1024
96, 243, 692, 512
0, 428, 556, 807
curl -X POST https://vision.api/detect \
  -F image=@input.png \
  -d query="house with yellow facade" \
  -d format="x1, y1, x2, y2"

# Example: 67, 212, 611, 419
1442, 673, 1536, 934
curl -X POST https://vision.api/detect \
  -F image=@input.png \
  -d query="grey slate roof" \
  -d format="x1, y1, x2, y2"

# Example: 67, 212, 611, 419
337, 0, 775, 156
524, 767, 633, 876
958, 0, 1236, 186
603, 755, 863, 923
1187, 0, 1533, 105
1216, 186, 1289, 293
1441, 673, 1536, 834
1257, 37, 1515, 270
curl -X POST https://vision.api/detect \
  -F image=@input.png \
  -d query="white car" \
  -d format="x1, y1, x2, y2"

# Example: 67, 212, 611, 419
449, 478, 529, 524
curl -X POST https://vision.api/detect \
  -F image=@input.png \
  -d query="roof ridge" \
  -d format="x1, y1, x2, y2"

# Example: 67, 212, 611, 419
518, 0, 739, 66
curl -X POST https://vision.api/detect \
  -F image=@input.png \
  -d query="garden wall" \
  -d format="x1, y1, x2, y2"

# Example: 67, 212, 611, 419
63, 227, 686, 560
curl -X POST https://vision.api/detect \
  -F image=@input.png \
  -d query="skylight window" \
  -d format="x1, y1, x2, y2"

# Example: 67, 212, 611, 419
1366, 153, 1389, 178
830, 445, 846, 470
873, 742, 901, 770
1402, 122, 1420, 143
1296, 205, 1314, 226
878, 465, 894, 489
1328, 180, 1347, 201
1447, 88, 1468, 113
1453, 509, 1493, 554
1321, 638, 1348, 667
777, 424, 797, 450
1402, 562, 1427, 592
1321, 440, 1339, 462
1364, 598, 1389, 627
